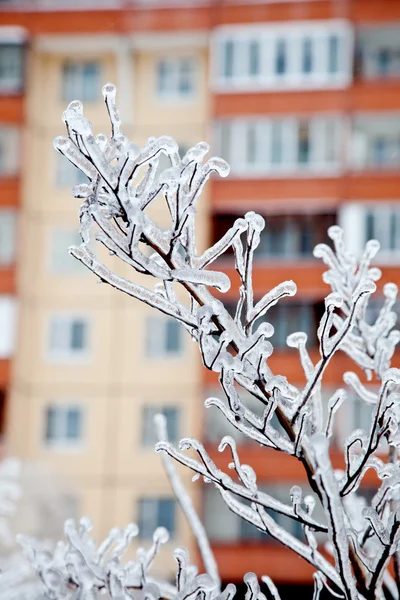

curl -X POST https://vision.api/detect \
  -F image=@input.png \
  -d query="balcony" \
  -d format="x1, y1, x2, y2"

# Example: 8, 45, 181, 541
356, 26, 400, 82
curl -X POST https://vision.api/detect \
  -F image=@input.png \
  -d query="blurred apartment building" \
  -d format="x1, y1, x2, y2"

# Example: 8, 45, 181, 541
0, 0, 400, 591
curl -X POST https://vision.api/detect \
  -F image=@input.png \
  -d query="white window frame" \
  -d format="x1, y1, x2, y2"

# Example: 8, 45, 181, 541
141, 404, 180, 447
340, 201, 400, 264
0, 126, 20, 177
0, 295, 17, 359
43, 403, 85, 450
48, 227, 87, 276
61, 60, 100, 103
46, 313, 91, 363
211, 20, 354, 93
0, 209, 17, 266
0, 43, 24, 94
216, 114, 343, 177
155, 56, 197, 101
145, 317, 183, 359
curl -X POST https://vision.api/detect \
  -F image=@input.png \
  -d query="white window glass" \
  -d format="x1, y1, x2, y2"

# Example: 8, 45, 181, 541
223, 40, 234, 78
48, 315, 89, 360
365, 205, 400, 256
138, 498, 176, 539
44, 405, 83, 446
142, 405, 179, 446
275, 38, 287, 75
0, 210, 16, 265
214, 22, 351, 90
0, 296, 16, 358
297, 120, 311, 165
249, 40, 260, 76
302, 37, 313, 74
156, 57, 195, 98
0, 44, 23, 92
220, 116, 341, 174
146, 317, 182, 358
0, 127, 20, 176
50, 228, 86, 275
62, 61, 100, 102
56, 154, 88, 187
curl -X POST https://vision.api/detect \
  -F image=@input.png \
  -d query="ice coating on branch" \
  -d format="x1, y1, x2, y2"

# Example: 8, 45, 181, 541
50, 84, 400, 600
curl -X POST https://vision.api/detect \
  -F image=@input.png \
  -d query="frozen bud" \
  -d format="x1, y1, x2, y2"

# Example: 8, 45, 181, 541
73, 184, 92, 198
235, 217, 248, 232
287, 332, 308, 348
64, 519, 76, 535
218, 435, 236, 454
153, 527, 169, 544
304, 495, 315, 514
53, 136, 69, 152
325, 292, 343, 309
173, 547, 189, 565
327, 225, 343, 241
290, 485, 302, 504
368, 267, 382, 281
384, 282, 398, 301
257, 322, 274, 338
207, 157, 230, 177
365, 239, 380, 258
352, 280, 376, 301
158, 135, 179, 154
67, 115, 93, 137
66, 99, 83, 114
102, 82, 117, 101
383, 368, 400, 386
244, 211, 265, 232
79, 516, 93, 531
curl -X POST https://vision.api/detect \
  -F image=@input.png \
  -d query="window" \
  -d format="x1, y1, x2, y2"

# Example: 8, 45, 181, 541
48, 315, 89, 360
0, 44, 24, 93
146, 317, 182, 358
62, 61, 100, 102
259, 301, 325, 349
214, 21, 352, 91
356, 27, 400, 80
217, 116, 342, 175
351, 116, 400, 170
0, 210, 16, 265
328, 34, 339, 74
44, 405, 83, 446
298, 121, 311, 165
142, 405, 179, 446
302, 38, 313, 74
0, 296, 16, 359
364, 205, 400, 257
0, 127, 20, 176
138, 498, 176, 539
275, 39, 287, 75
56, 154, 88, 187
223, 40, 234, 78
156, 58, 195, 98
50, 228, 86, 275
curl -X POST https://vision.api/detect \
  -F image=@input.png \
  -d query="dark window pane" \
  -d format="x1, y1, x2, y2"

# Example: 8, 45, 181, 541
158, 498, 176, 534
71, 321, 86, 350
224, 41, 234, 78
377, 48, 391, 75
328, 35, 339, 74
45, 407, 57, 441
138, 498, 176, 539
302, 38, 313, 74
165, 320, 181, 353
275, 39, 286, 75
298, 121, 311, 164
66, 408, 81, 440
247, 125, 257, 164
249, 40, 260, 76
372, 138, 388, 165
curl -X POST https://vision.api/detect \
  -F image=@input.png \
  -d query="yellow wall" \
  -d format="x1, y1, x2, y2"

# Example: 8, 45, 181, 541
8, 35, 210, 575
